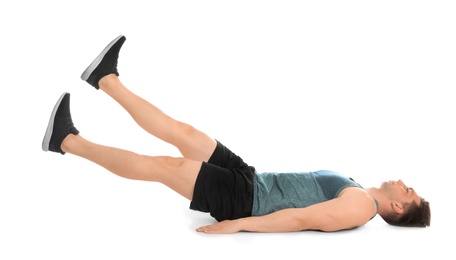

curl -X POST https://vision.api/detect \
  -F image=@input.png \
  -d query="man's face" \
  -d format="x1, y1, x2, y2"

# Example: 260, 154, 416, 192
380, 179, 421, 206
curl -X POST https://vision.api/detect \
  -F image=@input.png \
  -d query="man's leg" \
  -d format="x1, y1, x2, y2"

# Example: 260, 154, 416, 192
98, 74, 217, 162
42, 92, 200, 200
61, 134, 200, 200
80, 35, 217, 162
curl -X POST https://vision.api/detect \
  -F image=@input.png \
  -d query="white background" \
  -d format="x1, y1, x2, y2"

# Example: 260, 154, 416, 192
1, 1, 454, 259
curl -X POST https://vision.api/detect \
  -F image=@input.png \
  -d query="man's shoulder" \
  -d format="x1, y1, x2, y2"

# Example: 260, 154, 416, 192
338, 187, 377, 218
339, 187, 373, 201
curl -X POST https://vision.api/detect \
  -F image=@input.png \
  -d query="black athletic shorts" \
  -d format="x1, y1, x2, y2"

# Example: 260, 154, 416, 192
189, 140, 255, 222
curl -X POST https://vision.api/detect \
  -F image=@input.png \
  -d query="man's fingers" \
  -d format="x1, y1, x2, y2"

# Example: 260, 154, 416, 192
196, 220, 237, 234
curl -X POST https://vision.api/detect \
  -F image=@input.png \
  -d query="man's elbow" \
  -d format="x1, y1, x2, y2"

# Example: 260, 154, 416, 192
302, 215, 358, 232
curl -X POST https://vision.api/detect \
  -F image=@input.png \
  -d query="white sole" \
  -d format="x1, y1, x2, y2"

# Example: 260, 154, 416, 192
42, 92, 68, 151
80, 35, 124, 81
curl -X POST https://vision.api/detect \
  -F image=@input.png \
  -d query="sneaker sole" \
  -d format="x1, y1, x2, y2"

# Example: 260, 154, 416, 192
80, 35, 125, 81
42, 92, 68, 151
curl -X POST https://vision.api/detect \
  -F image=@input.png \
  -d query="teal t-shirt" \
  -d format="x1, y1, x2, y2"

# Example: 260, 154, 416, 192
251, 170, 363, 216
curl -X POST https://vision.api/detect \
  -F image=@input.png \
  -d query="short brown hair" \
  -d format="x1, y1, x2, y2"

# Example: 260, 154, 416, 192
382, 197, 431, 227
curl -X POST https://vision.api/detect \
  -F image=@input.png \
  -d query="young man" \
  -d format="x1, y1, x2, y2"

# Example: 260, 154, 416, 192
42, 35, 430, 234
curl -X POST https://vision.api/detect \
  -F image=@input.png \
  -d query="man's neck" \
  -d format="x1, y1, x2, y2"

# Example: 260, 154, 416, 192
365, 187, 387, 215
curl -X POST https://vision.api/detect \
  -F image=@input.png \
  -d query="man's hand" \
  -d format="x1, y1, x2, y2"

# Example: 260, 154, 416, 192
196, 219, 243, 234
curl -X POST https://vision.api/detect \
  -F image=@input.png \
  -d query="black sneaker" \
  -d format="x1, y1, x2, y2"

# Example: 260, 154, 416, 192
42, 92, 79, 155
81, 35, 126, 89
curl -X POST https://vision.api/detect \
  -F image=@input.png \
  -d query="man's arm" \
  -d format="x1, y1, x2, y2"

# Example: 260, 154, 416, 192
196, 187, 377, 234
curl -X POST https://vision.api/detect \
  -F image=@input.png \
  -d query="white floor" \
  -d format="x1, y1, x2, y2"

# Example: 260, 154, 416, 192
1, 1, 454, 259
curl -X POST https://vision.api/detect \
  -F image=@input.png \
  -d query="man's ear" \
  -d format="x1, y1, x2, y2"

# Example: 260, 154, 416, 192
391, 201, 404, 214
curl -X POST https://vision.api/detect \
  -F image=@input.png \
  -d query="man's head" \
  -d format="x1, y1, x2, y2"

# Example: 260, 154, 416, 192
378, 180, 431, 227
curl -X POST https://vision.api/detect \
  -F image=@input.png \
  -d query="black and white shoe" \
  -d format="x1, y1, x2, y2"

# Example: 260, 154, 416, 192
42, 92, 79, 155
80, 35, 126, 89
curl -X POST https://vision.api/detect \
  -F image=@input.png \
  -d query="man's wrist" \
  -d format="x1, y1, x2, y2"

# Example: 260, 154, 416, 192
235, 217, 248, 232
